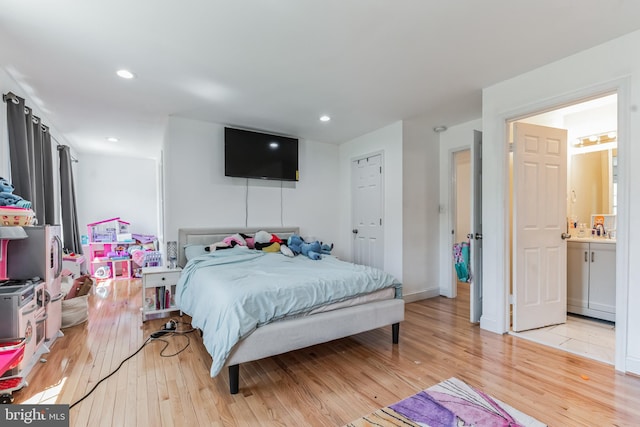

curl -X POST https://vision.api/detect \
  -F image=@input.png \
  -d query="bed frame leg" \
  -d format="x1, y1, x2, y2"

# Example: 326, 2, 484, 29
229, 364, 240, 394
392, 323, 399, 344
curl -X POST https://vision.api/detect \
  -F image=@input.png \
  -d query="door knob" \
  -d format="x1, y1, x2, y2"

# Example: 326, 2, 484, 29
561, 232, 572, 240
352, 229, 358, 234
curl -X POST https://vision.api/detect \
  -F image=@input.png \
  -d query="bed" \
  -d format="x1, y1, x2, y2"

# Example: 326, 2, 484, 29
177, 227, 405, 394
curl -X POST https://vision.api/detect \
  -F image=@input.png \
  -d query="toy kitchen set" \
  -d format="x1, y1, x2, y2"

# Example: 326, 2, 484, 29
0, 225, 64, 399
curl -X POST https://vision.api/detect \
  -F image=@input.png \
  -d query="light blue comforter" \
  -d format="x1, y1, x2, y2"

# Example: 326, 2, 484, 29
176, 247, 402, 376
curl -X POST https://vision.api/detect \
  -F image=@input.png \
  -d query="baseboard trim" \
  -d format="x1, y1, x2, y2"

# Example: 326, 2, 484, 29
404, 289, 440, 303
480, 315, 505, 334
625, 356, 640, 376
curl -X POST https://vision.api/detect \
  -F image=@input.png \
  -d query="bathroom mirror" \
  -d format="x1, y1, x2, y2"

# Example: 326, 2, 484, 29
569, 145, 616, 227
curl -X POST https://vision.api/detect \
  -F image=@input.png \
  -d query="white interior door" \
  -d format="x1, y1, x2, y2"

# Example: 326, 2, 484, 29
470, 130, 483, 323
513, 122, 568, 332
352, 154, 384, 269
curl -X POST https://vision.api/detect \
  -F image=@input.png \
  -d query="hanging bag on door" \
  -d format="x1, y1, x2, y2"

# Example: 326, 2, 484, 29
453, 241, 471, 282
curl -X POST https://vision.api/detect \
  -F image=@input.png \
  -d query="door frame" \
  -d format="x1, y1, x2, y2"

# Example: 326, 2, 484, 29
442, 147, 468, 298
439, 121, 482, 300
494, 79, 629, 372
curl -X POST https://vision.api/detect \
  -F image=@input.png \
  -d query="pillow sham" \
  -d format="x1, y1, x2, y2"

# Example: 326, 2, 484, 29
184, 244, 207, 261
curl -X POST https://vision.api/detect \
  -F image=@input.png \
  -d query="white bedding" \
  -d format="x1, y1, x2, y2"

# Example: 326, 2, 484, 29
176, 246, 402, 376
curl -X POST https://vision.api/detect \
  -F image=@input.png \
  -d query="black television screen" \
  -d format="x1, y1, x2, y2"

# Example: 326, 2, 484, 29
224, 127, 299, 181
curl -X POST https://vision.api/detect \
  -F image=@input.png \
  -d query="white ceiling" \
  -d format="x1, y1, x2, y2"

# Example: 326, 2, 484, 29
2, 1, 640, 160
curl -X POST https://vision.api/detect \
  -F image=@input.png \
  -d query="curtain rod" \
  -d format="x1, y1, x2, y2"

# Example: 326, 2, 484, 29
2, 92, 19, 105
54, 137, 79, 163
2, 92, 28, 115
3, 91, 77, 163
3, 93, 47, 131
30, 115, 49, 133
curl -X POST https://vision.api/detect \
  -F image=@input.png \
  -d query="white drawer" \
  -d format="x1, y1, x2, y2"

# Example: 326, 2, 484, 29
143, 271, 181, 287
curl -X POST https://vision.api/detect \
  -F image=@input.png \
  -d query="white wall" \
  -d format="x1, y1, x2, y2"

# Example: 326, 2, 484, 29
402, 118, 440, 300
162, 116, 340, 255
338, 122, 404, 287
76, 152, 159, 241
482, 29, 640, 374
438, 119, 482, 297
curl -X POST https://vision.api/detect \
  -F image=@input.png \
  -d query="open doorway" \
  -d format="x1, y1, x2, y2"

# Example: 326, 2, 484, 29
447, 129, 482, 323
508, 93, 617, 364
453, 149, 471, 289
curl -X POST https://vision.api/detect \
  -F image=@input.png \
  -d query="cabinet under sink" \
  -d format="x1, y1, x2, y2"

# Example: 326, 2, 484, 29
567, 240, 616, 322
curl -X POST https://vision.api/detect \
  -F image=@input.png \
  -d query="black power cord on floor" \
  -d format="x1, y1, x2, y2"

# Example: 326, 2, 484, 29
69, 320, 196, 409
69, 336, 152, 409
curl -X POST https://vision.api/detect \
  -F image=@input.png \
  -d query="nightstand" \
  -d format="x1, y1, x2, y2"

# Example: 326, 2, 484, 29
141, 266, 182, 321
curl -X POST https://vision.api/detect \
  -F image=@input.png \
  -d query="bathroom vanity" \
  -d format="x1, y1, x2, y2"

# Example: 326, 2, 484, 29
567, 238, 616, 322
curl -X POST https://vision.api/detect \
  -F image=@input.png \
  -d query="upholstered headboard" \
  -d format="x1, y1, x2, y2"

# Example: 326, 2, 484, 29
177, 226, 300, 268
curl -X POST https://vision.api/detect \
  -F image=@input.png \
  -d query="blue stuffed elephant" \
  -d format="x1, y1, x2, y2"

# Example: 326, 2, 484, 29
0, 177, 32, 209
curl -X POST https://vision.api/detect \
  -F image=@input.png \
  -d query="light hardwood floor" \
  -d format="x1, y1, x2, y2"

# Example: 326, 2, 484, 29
14, 279, 640, 426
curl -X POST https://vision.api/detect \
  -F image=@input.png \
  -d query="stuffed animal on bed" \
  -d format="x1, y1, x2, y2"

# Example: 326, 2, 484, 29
254, 230, 283, 252
301, 241, 322, 260
287, 234, 304, 255
204, 233, 247, 252
241, 233, 255, 249
224, 233, 246, 247
321, 243, 333, 255
287, 234, 322, 260
0, 177, 32, 208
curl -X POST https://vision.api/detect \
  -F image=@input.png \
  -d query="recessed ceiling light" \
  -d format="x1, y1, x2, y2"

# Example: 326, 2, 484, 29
116, 69, 135, 79
106, 137, 119, 142
319, 115, 331, 122
433, 126, 448, 133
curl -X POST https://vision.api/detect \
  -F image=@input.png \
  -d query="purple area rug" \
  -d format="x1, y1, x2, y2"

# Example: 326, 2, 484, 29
345, 377, 546, 427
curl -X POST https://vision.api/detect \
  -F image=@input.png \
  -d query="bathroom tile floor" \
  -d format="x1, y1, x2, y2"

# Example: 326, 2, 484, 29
510, 314, 615, 364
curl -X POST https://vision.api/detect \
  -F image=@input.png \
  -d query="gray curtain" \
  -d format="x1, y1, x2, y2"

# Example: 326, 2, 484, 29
42, 127, 55, 225
59, 145, 82, 254
31, 117, 46, 225
4, 92, 57, 225
5, 93, 33, 202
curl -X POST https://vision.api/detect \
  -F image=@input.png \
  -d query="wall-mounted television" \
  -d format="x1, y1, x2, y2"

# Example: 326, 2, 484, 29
224, 127, 299, 181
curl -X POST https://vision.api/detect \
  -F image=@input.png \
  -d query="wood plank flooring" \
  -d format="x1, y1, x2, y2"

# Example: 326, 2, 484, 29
13, 279, 640, 426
